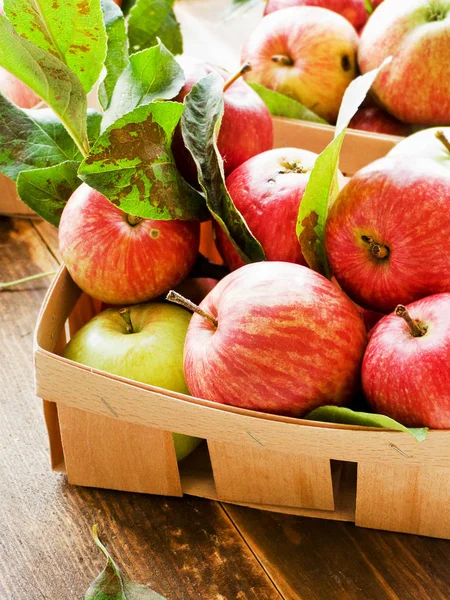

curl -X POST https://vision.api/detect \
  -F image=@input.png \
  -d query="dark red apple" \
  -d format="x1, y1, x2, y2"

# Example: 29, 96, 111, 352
349, 107, 412, 137
172, 56, 273, 187
264, 0, 368, 30
325, 156, 450, 314
214, 147, 319, 270
183, 261, 367, 416
362, 294, 450, 428
59, 184, 200, 304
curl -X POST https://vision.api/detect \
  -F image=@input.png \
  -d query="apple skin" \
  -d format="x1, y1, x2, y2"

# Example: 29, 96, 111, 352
264, 0, 368, 30
358, 0, 450, 125
214, 147, 318, 271
0, 66, 41, 108
388, 126, 450, 170
172, 56, 273, 187
59, 184, 200, 305
362, 294, 450, 428
62, 303, 202, 460
184, 261, 367, 416
325, 156, 450, 314
241, 7, 359, 124
349, 107, 412, 137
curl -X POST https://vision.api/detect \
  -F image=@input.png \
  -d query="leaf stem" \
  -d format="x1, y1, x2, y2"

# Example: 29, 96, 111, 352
166, 290, 218, 327
222, 62, 252, 92
0, 270, 57, 290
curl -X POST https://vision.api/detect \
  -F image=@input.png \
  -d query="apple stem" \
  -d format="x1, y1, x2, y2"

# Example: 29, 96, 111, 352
362, 235, 390, 259
166, 290, 218, 328
271, 55, 294, 67
222, 62, 252, 92
119, 308, 134, 333
394, 305, 427, 338
127, 214, 143, 226
0, 270, 57, 290
435, 130, 450, 153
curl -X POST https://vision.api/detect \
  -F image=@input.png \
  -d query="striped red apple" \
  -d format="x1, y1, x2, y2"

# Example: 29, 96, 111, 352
181, 261, 367, 416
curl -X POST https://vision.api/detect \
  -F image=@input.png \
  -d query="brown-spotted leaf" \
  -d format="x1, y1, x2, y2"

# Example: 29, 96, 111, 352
78, 101, 207, 220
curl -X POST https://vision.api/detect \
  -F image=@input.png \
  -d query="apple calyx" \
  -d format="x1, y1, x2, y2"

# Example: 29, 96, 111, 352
394, 304, 428, 338
279, 161, 305, 174
435, 130, 450, 154
222, 62, 252, 93
126, 214, 143, 227
166, 290, 218, 327
271, 55, 294, 67
361, 235, 390, 260
119, 308, 134, 333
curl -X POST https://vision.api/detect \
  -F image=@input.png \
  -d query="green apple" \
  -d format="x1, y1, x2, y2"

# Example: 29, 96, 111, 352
388, 126, 450, 171
62, 303, 202, 461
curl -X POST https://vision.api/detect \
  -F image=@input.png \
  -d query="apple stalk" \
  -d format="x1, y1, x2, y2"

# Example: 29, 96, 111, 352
222, 62, 252, 93
119, 308, 134, 333
436, 130, 450, 153
394, 304, 427, 337
0, 270, 57, 290
361, 235, 390, 259
166, 290, 218, 327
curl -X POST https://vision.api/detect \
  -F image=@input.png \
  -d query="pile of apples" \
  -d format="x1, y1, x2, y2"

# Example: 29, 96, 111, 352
238, 0, 450, 135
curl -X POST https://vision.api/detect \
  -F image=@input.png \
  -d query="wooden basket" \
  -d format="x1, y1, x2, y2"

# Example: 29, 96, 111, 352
34, 117, 450, 540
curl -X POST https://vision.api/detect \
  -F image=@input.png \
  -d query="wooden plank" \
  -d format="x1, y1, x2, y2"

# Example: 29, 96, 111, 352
0, 216, 282, 600
356, 463, 450, 539
208, 441, 335, 510
0, 173, 35, 217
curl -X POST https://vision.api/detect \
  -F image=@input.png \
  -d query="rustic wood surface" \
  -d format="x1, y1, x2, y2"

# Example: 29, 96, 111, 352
2, 215, 450, 600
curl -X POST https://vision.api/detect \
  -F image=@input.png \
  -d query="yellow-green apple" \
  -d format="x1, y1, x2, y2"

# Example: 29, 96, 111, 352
62, 303, 202, 460
241, 7, 359, 123
349, 107, 412, 136
358, 0, 450, 125
182, 261, 367, 416
325, 156, 450, 314
362, 294, 450, 428
213, 147, 323, 270
172, 56, 273, 186
264, 0, 369, 30
388, 126, 450, 170
59, 183, 200, 304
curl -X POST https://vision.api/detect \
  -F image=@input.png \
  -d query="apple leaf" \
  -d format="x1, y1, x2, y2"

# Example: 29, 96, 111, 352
248, 83, 327, 124
16, 161, 80, 227
305, 406, 428, 443
86, 525, 166, 599
364, 0, 373, 14
181, 72, 265, 263
99, 0, 129, 111
101, 40, 184, 132
127, 0, 182, 56
4, 0, 107, 93
296, 58, 392, 277
223, 0, 263, 19
79, 101, 207, 220
0, 16, 89, 156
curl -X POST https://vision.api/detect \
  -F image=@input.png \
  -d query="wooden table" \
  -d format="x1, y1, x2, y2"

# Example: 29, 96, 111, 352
2, 215, 450, 600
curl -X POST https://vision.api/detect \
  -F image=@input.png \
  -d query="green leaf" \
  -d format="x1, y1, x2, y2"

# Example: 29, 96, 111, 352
86, 525, 166, 599
364, 0, 374, 14
79, 101, 207, 220
181, 72, 265, 263
296, 58, 392, 277
102, 40, 184, 132
99, 0, 129, 111
4, 0, 107, 93
223, 0, 263, 18
127, 0, 182, 56
0, 15, 88, 156
16, 161, 80, 226
305, 406, 428, 443
248, 83, 327, 124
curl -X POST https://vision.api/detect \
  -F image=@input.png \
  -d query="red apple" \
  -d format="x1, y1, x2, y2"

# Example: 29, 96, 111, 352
0, 66, 41, 108
59, 184, 200, 304
358, 0, 450, 125
241, 7, 359, 124
349, 107, 412, 137
362, 294, 450, 428
214, 147, 318, 270
325, 156, 450, 314
264, 0, 368, 31
183, 261, 367, 416
172, 56, 273, 187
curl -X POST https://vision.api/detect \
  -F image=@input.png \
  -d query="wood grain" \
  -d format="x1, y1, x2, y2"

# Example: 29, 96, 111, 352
0, 217, 282, 600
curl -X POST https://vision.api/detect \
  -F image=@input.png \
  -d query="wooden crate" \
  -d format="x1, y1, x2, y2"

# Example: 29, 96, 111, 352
33, 117, 450, 541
